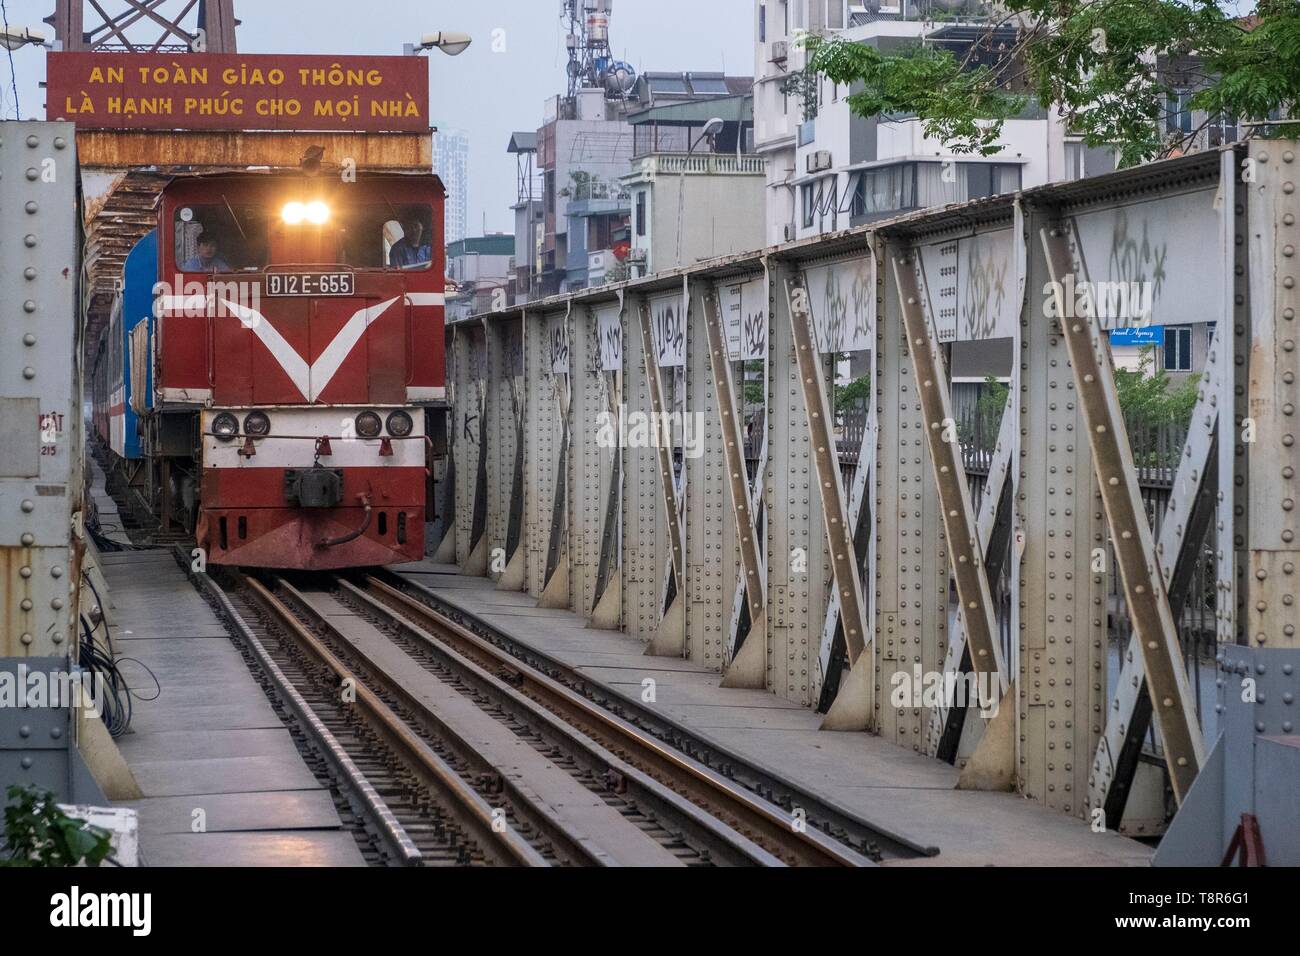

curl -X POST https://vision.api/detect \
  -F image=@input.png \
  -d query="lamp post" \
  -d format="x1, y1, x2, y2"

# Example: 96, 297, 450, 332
675, 116, 724, 270
0, 26, 52, 51
403, 32, 473, 57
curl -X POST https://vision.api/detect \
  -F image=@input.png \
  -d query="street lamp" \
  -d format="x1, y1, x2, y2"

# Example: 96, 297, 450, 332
0, 26, 52, 51
404, 32, 473, 57
675, 116, 726, 268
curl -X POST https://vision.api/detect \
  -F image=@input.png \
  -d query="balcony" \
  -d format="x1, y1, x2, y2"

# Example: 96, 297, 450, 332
624, 152, 766, 181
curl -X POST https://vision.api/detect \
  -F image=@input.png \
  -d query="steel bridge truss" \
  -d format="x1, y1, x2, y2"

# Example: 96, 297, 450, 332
444, 143, 1299, 829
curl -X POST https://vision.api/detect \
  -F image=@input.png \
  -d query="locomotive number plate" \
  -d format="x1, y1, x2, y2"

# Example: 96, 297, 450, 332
265, 272, 355, 297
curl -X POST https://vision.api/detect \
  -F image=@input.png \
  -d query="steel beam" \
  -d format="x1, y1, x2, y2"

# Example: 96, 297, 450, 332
1040, 223, 1204, 803
1091, 323, 1222, 827
928, 393, 1015, 758
702, 284, 767, 668
636, 296, 687, 655
783, 271, 871, 718
893, 254, 1007, 691
1244, 144, 1300, 651
1017, 204, 1108, 816
538, 306, 573, 608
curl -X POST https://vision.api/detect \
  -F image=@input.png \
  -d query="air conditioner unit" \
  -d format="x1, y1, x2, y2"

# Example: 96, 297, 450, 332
627, 248, 647, 262
783, 224, 795, 242
806, 150, 832, 173
770, 40, 788, 64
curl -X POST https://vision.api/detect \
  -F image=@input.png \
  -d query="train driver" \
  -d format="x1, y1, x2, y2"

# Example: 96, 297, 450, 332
389, 216, 432, 269
181, 232, 233, 273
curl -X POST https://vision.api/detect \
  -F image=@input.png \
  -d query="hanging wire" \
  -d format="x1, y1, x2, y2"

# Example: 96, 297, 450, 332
1, 0, 21, 120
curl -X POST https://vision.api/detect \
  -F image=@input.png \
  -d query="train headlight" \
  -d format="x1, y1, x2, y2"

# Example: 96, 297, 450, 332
282, 201, 306, 225
355, 411, 383, 439
243, 411, 271, 437
386, 410, 413, 438
305, 200, 331, 225
212, 412, 239, 441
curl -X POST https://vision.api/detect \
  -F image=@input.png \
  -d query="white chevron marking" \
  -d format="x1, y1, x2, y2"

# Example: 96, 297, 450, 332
218, 297, 401, 401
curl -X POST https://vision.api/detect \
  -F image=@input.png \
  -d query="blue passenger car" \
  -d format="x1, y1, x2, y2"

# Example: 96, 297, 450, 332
101, 230, 157, 461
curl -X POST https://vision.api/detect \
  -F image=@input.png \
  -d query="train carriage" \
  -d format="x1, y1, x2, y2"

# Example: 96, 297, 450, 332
93, 169, 447, 569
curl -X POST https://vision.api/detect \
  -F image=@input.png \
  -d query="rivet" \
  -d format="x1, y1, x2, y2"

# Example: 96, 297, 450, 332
23, 333, 35, 346
24, 201, 37, 215
18, 566, 31, 579
19, 633, 32, 646
20, 499, 34, 513
22, 367, 35, 379
23, 267, 36, 280
54, 136, 67, 150
25, 168, 39, 181
23, 235, 36, 248
20, 533, 34, 546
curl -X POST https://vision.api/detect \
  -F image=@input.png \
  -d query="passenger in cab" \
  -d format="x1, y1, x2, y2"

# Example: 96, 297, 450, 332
181, 232, 233, 273
389, 216, 432, 269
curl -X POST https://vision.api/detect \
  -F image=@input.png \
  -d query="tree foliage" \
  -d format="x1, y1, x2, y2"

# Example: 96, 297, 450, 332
804, 0, 1300, 166
2, 785, 114, 867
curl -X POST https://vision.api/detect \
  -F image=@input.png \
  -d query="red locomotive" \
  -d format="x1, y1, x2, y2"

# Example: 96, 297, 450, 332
95, 170, 446, 569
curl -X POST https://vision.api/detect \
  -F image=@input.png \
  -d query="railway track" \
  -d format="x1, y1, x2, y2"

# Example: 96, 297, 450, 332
373, 569, 937, 863
202, 563, 894, 865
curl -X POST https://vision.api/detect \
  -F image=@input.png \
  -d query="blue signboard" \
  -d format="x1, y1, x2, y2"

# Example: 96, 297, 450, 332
1109, 326, 1164, 346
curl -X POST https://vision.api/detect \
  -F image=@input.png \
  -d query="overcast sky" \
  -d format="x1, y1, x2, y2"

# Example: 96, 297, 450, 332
1, 0, 754, 233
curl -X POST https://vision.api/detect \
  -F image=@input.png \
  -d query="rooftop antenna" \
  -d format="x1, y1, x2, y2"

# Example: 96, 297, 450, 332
564, 0, 613, 99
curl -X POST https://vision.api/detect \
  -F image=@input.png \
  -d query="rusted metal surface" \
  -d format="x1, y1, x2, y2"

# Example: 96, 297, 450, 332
76, 129, 432, 170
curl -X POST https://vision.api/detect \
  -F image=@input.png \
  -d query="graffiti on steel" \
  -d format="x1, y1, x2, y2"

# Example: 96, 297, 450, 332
1069, 189, 1219, 329
597, 303, 622, 372
650, 291, 687, 368
549, 314, 570, 373
802, 257, 874, 353
718, 277, 768, 361
960, 230, 1016, 341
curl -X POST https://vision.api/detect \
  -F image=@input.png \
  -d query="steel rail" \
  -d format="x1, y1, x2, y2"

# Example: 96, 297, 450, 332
266, 575, 703, 867
329, 577, 783, 867
379, 570, 937, 860
359, 574, 893, 866
185, 557, 423, 866
238, 574, 550, 867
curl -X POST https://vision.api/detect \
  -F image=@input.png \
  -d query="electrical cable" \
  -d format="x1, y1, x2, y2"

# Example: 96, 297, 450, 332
77, 572, 161, 739
1, 0, 21, 120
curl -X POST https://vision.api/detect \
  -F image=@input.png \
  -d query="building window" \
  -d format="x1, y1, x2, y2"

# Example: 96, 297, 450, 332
801, 183, 817, 228
635, 191, 646, 237
1166, 91, 1192, 135
759, 2, 766, 43
1208, 113, 1238, 147
798, 120, 816, 146
1163, 325, 1193, 371
826, 0, 844, 29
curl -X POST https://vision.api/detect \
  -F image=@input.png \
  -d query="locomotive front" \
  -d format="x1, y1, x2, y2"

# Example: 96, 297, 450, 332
156, 172, 445, 569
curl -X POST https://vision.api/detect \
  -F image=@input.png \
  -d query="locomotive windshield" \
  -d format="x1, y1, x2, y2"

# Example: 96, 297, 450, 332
173, 199, 435, 272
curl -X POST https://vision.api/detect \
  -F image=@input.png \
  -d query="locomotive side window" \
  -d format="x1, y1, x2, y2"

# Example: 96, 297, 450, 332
336, 203, 434, 271
174, 202, 270, 273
